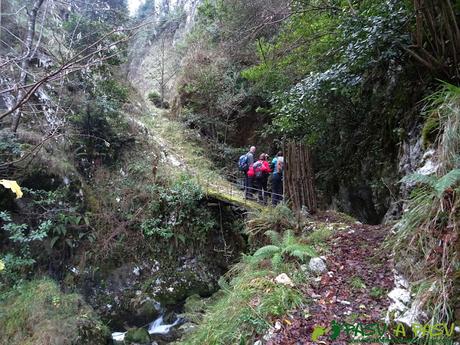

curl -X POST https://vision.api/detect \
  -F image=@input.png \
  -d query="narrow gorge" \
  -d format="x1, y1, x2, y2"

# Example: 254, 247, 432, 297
1, 1, 459, 345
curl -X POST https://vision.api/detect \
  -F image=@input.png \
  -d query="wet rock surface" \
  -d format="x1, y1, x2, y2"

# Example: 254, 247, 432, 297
78, 255, 223, 331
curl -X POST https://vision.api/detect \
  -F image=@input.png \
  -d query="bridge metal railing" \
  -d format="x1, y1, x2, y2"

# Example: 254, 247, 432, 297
196, 172, 284, 208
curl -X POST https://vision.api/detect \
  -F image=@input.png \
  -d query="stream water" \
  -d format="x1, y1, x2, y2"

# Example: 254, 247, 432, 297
112, 314, 182, 343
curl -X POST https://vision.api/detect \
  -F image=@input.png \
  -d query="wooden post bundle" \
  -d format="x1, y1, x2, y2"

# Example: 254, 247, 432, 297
283, 141, 317, 214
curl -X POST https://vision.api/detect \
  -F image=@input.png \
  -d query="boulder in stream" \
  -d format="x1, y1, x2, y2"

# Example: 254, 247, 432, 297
125, 327, 151, 344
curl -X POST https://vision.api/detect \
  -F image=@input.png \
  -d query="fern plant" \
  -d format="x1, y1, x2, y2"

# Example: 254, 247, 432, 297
250, 230, 317, 269
246, 205, 298, 248
401, 169, 460, 198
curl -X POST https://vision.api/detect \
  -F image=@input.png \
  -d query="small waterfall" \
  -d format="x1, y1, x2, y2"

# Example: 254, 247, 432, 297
112, 331, 126, 342
148, 315, 181, 334
111, 314, 181, 342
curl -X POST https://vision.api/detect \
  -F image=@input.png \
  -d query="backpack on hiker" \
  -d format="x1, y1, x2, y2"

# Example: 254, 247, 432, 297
270, 158, 277, 172
238, 154, 249, 171
253, 161, 263, 178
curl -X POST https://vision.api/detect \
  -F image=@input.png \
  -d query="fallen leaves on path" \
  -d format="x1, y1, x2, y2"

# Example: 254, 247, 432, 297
266, 212, 394, 345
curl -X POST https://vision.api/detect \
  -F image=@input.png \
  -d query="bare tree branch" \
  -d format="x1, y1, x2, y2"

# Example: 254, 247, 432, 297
10, 0, 46, 132
1, 20, 154, 127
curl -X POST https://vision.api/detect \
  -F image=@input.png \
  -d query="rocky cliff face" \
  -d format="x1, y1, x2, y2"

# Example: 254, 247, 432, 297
383, 124, 439, 224
126, 0, 202, 99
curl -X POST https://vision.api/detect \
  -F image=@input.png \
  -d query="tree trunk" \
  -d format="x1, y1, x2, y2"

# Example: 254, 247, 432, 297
11, 0, 45, 132
283, 141, 317, 214
411, 0, 460, 81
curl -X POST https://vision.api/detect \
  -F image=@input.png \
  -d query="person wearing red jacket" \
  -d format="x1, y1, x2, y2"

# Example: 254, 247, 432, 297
253, 153, 271, 205
243, 146, 256, 200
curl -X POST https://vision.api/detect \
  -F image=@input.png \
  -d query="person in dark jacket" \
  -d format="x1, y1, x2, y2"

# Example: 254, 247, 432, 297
271, 151, 284, 205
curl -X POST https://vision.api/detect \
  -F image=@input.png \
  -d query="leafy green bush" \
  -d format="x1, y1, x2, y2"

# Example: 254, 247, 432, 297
269, 1, 410, 141
0, 211, 50, 288
148, 90, 169, 108
0, 186, 92, 290
23, 187, 93, 251
141, 176, 217, 244
99, 79, 129, 103
0, 132, 21, 157
70, 77, 132, 171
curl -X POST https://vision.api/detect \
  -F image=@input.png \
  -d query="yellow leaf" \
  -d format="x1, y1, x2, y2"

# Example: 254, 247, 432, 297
0, 260, 4, 271
0, 180, 23, 199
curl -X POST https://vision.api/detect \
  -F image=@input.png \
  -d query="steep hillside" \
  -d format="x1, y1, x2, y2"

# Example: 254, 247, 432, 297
126, 0, 201, 101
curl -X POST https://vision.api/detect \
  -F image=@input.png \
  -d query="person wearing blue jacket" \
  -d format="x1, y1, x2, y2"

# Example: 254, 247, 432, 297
271, 151, 284, 205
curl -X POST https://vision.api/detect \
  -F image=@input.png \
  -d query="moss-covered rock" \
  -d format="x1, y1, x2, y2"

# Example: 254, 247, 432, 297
179, 290, 226, 325
124, 328, 150, 344
136, 299, 160, 321
184, 294, 206, 314
421, 112, 440, 148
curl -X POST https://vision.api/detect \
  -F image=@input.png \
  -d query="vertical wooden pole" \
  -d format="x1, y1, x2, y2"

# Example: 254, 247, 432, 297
283, 141, 317, 214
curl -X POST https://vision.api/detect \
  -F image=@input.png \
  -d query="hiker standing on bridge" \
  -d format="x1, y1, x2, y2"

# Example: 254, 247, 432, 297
239, 146, 256, 200
253, 153, 271, 205
271, 151, 284, 205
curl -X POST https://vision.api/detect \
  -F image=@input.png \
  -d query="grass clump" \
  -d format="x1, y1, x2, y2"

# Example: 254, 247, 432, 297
0, 278, 109, 345
246, 205, 298, 247
180, 263, 304, 345
421, 112, 440, 148
304, 223, 334, 246
350, 276, 366, 290
369, 287, 385, 299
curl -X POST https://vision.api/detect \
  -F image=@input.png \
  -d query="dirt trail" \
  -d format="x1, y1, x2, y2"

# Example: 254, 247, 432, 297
126, 92, 263, 210
268, 213, 394, 345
